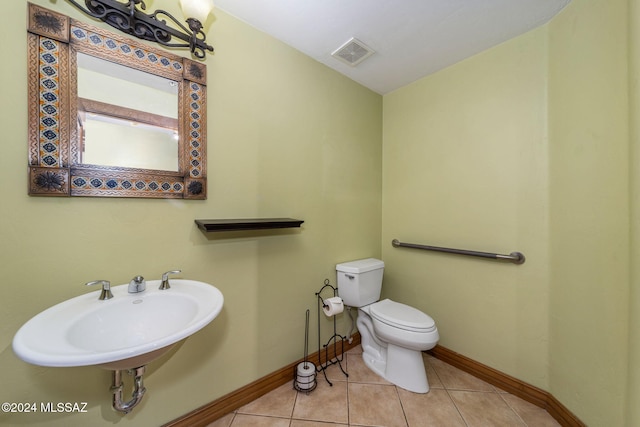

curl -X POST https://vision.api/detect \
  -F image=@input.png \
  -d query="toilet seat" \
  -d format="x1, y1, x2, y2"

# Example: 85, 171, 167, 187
369, 299, 436, 333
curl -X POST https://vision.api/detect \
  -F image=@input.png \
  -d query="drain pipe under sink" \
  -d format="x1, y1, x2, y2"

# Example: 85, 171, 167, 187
111, 366, 147, 414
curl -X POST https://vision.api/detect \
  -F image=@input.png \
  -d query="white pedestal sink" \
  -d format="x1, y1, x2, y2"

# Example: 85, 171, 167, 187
13, 279, 224, 370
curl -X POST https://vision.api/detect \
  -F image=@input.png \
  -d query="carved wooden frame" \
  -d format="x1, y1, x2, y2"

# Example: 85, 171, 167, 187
27, 3, 207, 199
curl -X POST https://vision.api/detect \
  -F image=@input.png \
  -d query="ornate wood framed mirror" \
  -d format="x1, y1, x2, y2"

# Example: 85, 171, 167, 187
27, 3, 207, 199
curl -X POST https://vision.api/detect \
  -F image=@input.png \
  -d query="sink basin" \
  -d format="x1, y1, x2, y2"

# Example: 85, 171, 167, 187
13, 280, 223, 370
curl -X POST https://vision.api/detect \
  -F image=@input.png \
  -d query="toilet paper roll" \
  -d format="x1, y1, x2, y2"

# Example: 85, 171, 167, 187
295, 362, 316, 390
322, 297, 344, 317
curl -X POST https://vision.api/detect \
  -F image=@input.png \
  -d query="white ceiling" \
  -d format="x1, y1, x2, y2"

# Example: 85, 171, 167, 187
213, 0, 570, 94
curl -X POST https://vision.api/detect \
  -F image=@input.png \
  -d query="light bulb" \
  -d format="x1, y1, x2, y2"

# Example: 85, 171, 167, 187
179, 0, 214, 24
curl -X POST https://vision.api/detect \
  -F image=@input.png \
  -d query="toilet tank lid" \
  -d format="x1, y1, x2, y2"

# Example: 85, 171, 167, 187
336, 258, 384, 274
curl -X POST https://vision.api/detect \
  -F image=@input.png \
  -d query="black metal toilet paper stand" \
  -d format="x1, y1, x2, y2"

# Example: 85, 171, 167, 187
315, 279, 348, 386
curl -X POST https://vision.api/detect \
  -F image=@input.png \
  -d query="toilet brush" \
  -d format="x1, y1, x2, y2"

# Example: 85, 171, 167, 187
294, 309, 316, 392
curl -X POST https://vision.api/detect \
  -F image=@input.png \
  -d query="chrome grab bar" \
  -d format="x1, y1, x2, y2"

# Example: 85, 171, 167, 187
391, 239, 525, 265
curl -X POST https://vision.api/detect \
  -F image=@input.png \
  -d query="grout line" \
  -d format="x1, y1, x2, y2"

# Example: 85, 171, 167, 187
443, 388, 470, 427
345, 354, 351, 426
427, 358, 470, 427
227, 412, 237, 427
431, 356, 528, 427
291, 384, 299, 423
444, 388, 503, 393
234, 413, 292, 423
393, 384, 410, 427
498, 392, 529, 427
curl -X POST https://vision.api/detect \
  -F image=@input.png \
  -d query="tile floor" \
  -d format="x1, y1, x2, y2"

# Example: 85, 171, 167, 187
208, 345, 561, 427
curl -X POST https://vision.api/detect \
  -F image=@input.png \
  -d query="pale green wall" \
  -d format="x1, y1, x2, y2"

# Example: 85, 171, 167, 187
383, 0, 633, 425
382, 26, 551, 388
547, 0, 629, 425
0, 1, 381, 426
629, 0, 640, 423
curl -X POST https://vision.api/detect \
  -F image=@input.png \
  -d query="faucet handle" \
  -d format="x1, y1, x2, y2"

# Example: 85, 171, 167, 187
128, 275, 146, 293
86, 280, 113, 300
160, 270, 181, 290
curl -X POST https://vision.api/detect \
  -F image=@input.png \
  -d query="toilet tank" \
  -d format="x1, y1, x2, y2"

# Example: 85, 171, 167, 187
336, 258, 385, 307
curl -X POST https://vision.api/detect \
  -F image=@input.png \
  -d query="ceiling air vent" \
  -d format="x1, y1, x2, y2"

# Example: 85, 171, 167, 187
331, 37, 375, 67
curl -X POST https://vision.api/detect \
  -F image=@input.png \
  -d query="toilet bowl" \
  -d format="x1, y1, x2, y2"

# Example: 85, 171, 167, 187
357, 300, 438, 393
336, 258, 439, 393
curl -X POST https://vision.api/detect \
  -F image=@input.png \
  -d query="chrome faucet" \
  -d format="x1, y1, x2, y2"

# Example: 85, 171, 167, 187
128, 276, 146, 293
159, 270, 181, 290
86, 280, 113, 300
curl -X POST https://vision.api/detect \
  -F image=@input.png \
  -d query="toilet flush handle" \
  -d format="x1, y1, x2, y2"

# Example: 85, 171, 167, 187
345, 274, 355, 279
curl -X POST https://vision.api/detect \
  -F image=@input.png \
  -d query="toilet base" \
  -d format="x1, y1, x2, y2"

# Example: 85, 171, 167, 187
357, 306, 433, 393
361, 343, 429, 393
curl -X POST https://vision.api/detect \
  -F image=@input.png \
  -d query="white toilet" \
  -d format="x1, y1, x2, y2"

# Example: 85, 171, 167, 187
336, 258, 439, 393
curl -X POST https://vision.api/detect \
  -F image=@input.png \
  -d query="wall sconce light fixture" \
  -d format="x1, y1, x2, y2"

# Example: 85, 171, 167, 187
66, 0, 215, 59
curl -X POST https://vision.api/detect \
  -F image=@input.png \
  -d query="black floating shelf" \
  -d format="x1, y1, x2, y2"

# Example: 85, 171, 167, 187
195, 218, 304, 232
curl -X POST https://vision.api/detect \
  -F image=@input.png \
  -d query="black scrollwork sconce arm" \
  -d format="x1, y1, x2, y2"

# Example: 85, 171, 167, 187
65, 0, 214, 59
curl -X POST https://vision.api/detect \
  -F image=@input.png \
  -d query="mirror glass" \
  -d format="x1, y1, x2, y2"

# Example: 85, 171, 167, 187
77, 53, 180, 171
